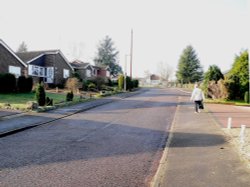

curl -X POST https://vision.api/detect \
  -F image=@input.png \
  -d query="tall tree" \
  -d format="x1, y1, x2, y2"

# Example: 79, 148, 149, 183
94, 36, 122, 77
17, 41, 28, 52
176, 45, 203, 83
226, 50, 249, 99
204, 65, 224, 83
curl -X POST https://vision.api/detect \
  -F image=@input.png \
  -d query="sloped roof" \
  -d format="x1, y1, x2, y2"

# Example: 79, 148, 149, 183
70, 60, 90, 69
16, 50, 58, 63
0, 39, 27, 67
16, 50, 73, 71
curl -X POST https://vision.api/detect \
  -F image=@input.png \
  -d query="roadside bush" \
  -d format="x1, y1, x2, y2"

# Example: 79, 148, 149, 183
17, 76, 26, 92
207, 80, 228, 99
65, 77, 81, 93
26, 76, 33, 92
118, 75, 124, 90
107, 78, 113, 86
133, 79, 139, 88
0, 73, 16, 93
244, 91, 249, 103
17, 76, 33, 92
82, 80, 92, 91
93, 76, 106, 90
126, 76, 133, 91
88, 83, 97, 91
66, 91, 74, 101
35, 83, 46, 106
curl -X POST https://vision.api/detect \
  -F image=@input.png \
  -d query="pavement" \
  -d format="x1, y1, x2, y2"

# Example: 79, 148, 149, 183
152, 93, 250, 187
0, 90, 144, 137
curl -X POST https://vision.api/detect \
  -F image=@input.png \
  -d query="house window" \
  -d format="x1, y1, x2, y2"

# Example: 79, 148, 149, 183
9, 66, 21, 78
63, 69, 69, 78
28, 65, 45, 77
45, 67, 54, 83
86, 69, 91, 77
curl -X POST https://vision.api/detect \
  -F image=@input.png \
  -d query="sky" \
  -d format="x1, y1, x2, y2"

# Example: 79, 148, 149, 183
1, 0, 248, 78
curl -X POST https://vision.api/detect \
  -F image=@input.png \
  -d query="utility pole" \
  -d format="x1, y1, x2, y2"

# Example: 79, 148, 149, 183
130, 29, 133, 79
124, 54, 128, 91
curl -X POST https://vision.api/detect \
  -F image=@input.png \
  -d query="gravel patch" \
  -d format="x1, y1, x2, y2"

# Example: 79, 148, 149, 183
223, 128, 250, 168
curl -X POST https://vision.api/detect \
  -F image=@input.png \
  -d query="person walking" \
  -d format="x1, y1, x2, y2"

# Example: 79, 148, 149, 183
190, 83, 205, 113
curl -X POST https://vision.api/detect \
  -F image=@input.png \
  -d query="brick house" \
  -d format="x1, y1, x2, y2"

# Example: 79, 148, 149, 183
0, 39, 27, 77
93, 65, 111, 79
70, 60, 95, 80
17, 50, 73, 86
70, 60, 111, 80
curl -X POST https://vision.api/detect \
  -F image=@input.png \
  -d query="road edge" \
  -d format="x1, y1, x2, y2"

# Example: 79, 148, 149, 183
150, 97, 180, 187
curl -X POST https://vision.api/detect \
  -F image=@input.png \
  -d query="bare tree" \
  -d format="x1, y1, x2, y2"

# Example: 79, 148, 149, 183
157, 62, 173, 82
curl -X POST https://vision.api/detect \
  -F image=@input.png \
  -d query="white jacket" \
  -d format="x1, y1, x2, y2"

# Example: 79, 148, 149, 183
191, 88, 205, 101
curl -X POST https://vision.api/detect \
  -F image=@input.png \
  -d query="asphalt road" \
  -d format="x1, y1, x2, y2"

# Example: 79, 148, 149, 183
0, 88, 179, 187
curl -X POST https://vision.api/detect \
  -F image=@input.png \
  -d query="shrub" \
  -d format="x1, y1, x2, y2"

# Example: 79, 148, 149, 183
118, 75, 124, 90
88, 83, 96, 91
65, 78, 81, 93
66, 91, 74, 101
133, 79, 139, 88
0, 73, 16, 93
82, 80, 92, 91
17, 76, 26, 92
93, 76, 106, 90
26, 76, 33, 92
244, 91, 249, 103
46, 97, 53, 106
17, 76, 33, 93
126, 76, 133, 90
35, 83, 46, 106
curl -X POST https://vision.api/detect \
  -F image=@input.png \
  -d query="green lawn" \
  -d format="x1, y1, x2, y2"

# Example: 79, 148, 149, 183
0, 92, 81, 110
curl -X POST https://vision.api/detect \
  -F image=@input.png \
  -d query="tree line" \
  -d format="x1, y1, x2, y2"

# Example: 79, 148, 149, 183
176, 45, 249, 102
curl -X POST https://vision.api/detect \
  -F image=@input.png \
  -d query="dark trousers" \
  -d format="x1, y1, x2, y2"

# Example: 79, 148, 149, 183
194, 100, 202, 112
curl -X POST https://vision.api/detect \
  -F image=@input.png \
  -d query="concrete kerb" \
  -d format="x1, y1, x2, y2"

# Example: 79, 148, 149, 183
0, 89, 145, 138
150, 97, 180, 187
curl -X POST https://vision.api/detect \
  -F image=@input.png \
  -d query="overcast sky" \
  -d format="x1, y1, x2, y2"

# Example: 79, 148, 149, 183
1, 0, 248, 78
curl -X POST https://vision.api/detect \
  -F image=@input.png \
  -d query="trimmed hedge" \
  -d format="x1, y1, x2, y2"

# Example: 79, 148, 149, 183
17, 76, 33, 93
0, 73, 16, 93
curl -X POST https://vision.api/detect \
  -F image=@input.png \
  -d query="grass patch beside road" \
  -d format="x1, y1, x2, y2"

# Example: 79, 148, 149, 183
205, 98, 250, 106
0, 92, 81, 110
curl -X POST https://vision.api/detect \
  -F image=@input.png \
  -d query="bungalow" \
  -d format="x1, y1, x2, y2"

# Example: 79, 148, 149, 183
146, 74, 161, 85
70, 60, 95, 80
93, 65, 111, 79
0, 39, 27, 77
70, 60, 111, 80
17, 50, 73, 86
